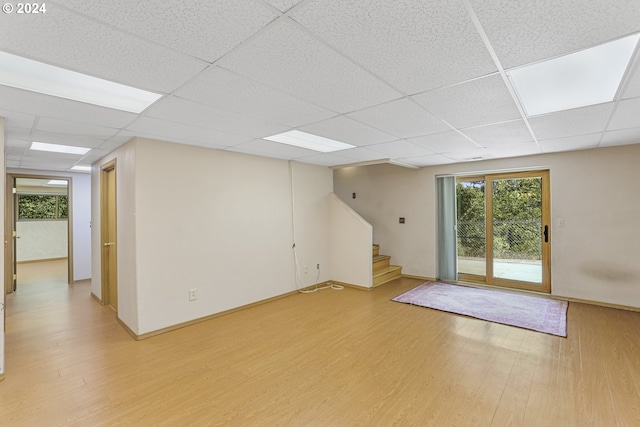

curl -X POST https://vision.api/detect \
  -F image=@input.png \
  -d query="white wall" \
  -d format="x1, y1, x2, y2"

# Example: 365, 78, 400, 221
16, 221, 68, 261
71, 171, 92, 281
93, 138, 333, 336
329, 193, 372, 288
8, 169, 92, 281
334, 143, 640, 309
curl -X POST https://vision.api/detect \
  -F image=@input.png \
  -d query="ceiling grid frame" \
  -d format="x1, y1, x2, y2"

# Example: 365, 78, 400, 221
460, 0, 541, 153
0, 0, 638, 170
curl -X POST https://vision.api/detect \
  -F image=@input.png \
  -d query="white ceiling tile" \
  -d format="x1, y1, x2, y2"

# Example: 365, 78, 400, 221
79, 149, 111, 163
145, 96, 288, 138
347, 98, 450, 139
600, 127, 640, 147
399, 154, 457, 166
622, 62, 640, 99
97, 138, 132, 153
409, 131, 480, 154
23, 149, 87, 161
298, 116, 396, 146
36, 118, 120, 139
290, 0, 497, 94
226, 139, 318, 159
55, 0, 278, 63
263, 0, 303, 12
334, 147, 388, 162
440, 149, 490, 162
0, 109, 36, 130
470, 0, 640, 68
607, 98, 640, 131
296, 153, 353, 167
412, 74, 521, 129
368, 140, 435, 158
20, 160, 76, 169
217, 19, 401, 112
174, 66, 336, 127
5, 128, 30, 140
30, 130, 105, 149
539, 133, 602, 153
1, 1, 635, 173
5, 139, 29, 149
529, 103, 615, 140
6, 147, 25, 156
0, 86, 137, 128
0, 6, 207, 93
126, 117, 252, 148
482, 142, 543, 159
460, 120, 534, 147
6, 160, 21, 168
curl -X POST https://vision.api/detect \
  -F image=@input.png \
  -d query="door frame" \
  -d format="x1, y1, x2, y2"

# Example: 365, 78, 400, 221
4, 173, 73, 295
456, 169, 551, 293
100, 160, 117, 309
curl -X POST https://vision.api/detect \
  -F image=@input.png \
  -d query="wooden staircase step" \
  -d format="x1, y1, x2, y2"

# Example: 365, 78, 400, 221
372, 244, 379, 257
373, 255, 391, 271
373, 265, 402, 287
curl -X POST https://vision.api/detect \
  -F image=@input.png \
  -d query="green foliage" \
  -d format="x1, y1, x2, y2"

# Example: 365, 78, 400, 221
457, 178, 542, 261
18, 194, 68, 220
491, 178, 541, 222
456, 181, 486, 258
58, 195, 68, 218
19, 195, 56, 219
456, 181, 484, 222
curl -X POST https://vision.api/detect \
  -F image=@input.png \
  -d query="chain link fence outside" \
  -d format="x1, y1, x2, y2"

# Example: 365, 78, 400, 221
457, 219, 541, 261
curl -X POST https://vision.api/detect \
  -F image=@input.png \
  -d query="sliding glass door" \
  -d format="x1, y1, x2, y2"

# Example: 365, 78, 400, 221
456, 170, 550, 292
456, 178, 486, 278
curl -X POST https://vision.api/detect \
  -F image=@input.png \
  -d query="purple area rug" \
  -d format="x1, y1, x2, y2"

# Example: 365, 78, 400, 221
392, 282, 568, 337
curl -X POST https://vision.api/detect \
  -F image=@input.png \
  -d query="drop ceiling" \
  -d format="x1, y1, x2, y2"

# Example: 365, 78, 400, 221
0, 0, 639, 172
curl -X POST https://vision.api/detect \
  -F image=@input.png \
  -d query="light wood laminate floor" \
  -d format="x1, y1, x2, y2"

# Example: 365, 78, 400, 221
2, 259, 640, 426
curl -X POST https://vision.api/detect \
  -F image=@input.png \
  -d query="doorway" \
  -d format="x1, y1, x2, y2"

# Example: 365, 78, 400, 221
100, 161, 118, 311
456, 170, 551, 292
4, 174, 71, 295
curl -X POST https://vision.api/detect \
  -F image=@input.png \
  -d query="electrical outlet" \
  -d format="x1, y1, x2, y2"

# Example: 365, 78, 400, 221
189, 288, 197, 301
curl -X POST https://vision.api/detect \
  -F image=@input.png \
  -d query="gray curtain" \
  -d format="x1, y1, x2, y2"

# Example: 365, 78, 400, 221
436, 176, 457, 281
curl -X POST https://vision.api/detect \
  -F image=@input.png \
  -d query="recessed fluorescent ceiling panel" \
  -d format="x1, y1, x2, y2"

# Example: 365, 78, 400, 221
509, 34, 640, 116
264, 130, 355, 153
0, 51, 162, 113
31, 141, 91, 155
71, 165, 92, 172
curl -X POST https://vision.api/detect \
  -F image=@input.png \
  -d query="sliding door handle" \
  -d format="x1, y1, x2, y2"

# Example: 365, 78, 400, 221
543, 225, 549, 243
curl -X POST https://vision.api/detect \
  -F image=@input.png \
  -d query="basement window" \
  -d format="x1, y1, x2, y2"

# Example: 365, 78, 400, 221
18, 194, 68, 220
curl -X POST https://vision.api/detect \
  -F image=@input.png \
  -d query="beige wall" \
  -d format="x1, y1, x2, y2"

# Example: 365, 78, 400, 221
1, 118, 5, 378
93, 138, 333, 335
329, 193, 372, 288
91, 141, 138, 332
290, 161, 333, 289
334, 143, 640, 308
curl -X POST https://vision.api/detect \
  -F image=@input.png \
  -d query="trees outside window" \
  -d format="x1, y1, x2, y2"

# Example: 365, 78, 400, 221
18, 195, 68, 220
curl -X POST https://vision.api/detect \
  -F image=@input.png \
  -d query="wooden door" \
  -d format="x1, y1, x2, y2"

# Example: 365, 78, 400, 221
101, 163, 118, 310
